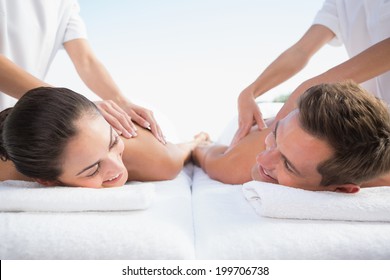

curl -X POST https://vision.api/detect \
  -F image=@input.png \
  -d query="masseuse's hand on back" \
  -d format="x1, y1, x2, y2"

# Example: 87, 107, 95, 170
64, 38, 166, 144
121, 101, 165, 144
95, 100, 165, 144
230, 25, 335, 147
230, 87, 267, 147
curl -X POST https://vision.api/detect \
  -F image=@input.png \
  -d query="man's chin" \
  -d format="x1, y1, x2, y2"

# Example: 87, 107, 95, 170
250, 165, 261, 181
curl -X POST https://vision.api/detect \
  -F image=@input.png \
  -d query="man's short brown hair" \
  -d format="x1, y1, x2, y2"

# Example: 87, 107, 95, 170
298, 81, 390, 186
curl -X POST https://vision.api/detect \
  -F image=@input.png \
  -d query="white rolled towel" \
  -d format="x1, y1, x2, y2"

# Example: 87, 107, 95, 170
0, 180, 155, 212
243, 181, 390, 222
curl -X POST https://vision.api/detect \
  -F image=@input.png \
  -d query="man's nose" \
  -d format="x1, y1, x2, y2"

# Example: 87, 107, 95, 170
257, 148, 280, 167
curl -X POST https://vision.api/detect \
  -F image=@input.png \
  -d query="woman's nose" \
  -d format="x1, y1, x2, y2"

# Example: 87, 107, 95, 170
106, 152, 124, 170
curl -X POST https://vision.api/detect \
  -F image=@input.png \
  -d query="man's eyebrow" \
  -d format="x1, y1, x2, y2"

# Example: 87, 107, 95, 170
273, 121, 279, 140
76, 126, 113, 176
274, 120, 303, 177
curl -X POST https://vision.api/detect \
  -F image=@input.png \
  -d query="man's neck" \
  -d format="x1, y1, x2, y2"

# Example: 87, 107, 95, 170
362, 171, 390, 188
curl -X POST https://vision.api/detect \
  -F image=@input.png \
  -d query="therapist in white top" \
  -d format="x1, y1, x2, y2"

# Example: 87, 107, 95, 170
0, 0, 165, 143
231, 0, 390, 146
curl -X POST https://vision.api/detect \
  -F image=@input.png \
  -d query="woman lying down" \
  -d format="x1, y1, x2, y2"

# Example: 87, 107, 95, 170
192, 81, 390, 193
0, 87, 208, 188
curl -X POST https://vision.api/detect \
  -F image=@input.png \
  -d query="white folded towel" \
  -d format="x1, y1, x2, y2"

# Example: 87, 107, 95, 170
242, 181, 390, 222
0, 180, 155, 212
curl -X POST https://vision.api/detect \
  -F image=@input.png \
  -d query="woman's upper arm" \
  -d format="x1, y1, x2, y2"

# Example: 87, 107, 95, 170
121, 126, 181, 181
295, 24, 335, 57
64, 38, 94, 68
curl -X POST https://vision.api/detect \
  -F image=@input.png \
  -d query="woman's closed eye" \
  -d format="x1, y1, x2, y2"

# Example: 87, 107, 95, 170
87, 134, 118, 178
87, 163, 100, 177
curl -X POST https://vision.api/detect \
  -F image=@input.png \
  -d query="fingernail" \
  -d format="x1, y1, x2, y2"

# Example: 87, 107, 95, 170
123, 131, 132, 138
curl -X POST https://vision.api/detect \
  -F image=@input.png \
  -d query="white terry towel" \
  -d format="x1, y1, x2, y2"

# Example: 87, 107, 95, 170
0, 180, 155, 212
243, 181, 390, 222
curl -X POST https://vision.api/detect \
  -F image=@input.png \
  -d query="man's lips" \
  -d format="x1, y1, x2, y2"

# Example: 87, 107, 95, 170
258, 164, 277, 183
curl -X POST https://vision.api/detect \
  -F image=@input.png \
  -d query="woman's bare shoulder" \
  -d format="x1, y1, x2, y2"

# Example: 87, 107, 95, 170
0, 160, 32, 182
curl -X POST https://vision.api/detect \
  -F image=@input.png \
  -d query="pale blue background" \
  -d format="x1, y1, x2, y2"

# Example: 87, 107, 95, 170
46, 0, 348, 140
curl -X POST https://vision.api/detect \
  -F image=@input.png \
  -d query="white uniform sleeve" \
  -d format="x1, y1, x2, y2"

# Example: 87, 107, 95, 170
312, 0, 342, 46
63, 0, 87, 43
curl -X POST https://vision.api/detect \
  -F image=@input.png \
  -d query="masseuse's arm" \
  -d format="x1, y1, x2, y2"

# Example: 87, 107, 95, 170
231, 25, 334, 146
64, 38, 165, 143
0, 55, 48, 97
273, 37, 390, 124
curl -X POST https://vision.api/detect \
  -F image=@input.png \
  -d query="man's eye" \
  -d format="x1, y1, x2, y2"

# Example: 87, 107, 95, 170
284, 160, 293, 172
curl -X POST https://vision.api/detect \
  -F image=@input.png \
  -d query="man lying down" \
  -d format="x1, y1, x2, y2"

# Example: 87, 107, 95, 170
193, 81, 390, 193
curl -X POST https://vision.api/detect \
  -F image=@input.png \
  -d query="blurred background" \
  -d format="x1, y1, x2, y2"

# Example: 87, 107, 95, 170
46, 0, 348, 140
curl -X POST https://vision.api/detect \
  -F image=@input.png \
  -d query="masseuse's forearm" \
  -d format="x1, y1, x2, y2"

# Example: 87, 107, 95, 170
64, 39, 128, 104
0, 55, 48, 98
274, 37, 390, 123
245, 44, 312, 99
309, 37, 390, 86
246, 25, 333, 99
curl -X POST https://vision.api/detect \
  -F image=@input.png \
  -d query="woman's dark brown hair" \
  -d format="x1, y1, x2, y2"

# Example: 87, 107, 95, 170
0, 87, 100, 181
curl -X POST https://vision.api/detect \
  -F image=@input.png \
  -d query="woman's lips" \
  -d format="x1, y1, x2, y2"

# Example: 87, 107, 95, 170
103, 173, 123, 186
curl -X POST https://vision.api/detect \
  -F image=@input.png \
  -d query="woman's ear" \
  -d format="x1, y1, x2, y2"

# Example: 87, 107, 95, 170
35, 178, 62, 187
333, 183, 360, 194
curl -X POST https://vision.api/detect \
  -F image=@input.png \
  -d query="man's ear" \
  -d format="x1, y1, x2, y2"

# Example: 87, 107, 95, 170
333, 183, 360, 194
35, 178, 62, 187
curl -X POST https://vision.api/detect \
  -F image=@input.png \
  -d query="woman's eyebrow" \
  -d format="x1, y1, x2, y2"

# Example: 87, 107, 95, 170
76, 126, 113, 176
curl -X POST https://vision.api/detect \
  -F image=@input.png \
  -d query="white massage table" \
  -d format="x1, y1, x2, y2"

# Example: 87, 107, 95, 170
1, 103, 390, 259
192, 166, 390, 259
0, 166, 195, 260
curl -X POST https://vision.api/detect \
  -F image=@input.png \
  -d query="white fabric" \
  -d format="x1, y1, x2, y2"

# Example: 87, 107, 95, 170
243, 181, 390, 222
0, 180, 155, 212
193, 105, 390, 259
0, 0, 87, 109
192, 167, 390, 259
313, 0, 390, 103
0, 168, 195, 259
